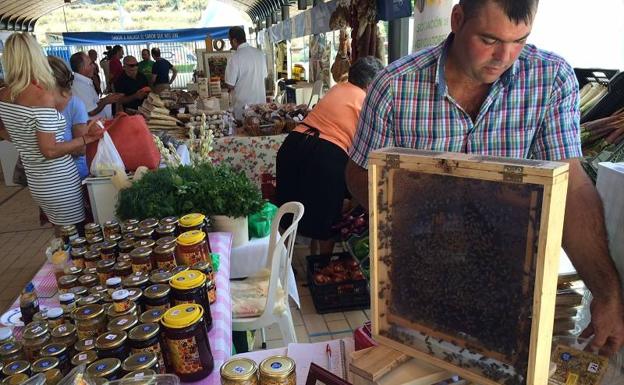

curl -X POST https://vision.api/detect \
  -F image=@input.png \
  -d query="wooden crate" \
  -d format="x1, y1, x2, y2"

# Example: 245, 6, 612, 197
368, 148, 569, 385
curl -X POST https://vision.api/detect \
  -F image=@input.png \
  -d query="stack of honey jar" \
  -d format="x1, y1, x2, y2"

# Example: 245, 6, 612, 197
0, 213, 220, 384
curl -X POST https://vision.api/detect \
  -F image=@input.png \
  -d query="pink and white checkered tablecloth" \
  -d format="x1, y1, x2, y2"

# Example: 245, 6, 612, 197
10, 232, 233, 385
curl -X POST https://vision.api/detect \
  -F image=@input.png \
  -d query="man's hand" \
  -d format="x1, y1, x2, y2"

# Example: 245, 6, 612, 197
84, 120, 104, 144
581, 296, 624, 356
135, 88, 150, 99
102, 93, 123, 105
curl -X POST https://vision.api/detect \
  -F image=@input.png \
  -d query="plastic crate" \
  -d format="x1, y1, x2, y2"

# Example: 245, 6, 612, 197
306, 252, 370, 314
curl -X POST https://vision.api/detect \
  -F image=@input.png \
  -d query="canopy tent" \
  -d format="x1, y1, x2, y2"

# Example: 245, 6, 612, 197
46, 26, 237, 46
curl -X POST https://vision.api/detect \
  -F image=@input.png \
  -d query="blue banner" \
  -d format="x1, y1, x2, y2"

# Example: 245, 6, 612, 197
57, 26, 237, 46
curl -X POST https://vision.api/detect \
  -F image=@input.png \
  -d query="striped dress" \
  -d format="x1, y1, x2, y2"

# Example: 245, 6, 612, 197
0, 101, 85, 225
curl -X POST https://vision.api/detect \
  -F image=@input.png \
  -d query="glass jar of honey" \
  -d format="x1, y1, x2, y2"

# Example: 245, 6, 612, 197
122, 352, 159, 375
112, 289, 131, 313
59, 225, 78, 248
50, 323, 77, 353
114, 261, 133, 277
96, 331, 129, 360
39, 343, 70, 375
130, 247, 153, 274
84, 250, 101, 269
74, 337, 97, 353
70, 247, 87, 269
128, 323, 166, 374
139, 218, 159, 230
2, 360, 30, 377
103, 220, 121, 238
139, 308, 165, 324
107, 301, 138, 320
155, 224, 176, 240
100, 240, 117, 260
143, 284, 171, 311
57, 275, 78, 293
84, 223, 103, 243
153, 243, 177, 270
106, 277, 123, 294
149, 270, 172, 285
69, 285, 88, 298
122, 223, 139, 237
118, 239, 136, 255
31, 356, 60, 375
169, 271, 212, 330
86, 358, 122, 381
134, 238, 155, 249
96, 259, 115, 285
156, 236, 177, 248
0, 342, 24, 365
76, 294, 101, 307
70, 237, 87, 249
122, 272, 150, 290
176, 231, 211, 266
71, 350, 98, 368
179, 213, 207, 235
134, 227, 155, 242
21, 322, 50, 362
160, 216, 179, 229
126, 288, 144, 313
107, 314, 138, 334
220, 358, 259, 385
258, 356, 296, 385
106, 233, 122, 244
73, 304, 106, 339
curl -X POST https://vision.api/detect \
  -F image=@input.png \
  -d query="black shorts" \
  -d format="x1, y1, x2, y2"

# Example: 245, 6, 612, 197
276, 131, 349, 240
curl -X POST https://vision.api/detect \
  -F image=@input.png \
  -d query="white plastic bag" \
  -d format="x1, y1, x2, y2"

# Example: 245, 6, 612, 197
90, 131, 125, 177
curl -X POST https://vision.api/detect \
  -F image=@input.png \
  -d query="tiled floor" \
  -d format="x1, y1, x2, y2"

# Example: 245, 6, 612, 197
0, 168, 369, 348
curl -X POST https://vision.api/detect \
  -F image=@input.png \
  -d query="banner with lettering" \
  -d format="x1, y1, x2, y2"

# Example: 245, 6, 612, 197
412, 0, 455, 52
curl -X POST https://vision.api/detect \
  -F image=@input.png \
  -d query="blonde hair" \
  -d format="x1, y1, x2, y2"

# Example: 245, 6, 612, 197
2, 32, 56, 101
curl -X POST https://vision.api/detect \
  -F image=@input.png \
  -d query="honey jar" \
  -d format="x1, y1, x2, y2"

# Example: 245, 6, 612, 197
122, 224, 139, 237
107, 314, 138, 333
59, 225, 78, 248
122, 272, 150, 290
144, 284, 171, 311
131, 247, 154, 274
176, 230, 211, 266
70, 247, 87, 269
64, 265, 83, 277
106, 233, 122, 244
21, 322, 50, 361
70, 237, 87, 249
258, 356, 296, 385
86, 358, 122, 380
2, 360, 30, 377
46, 308, 65, 329
161, 304, 214, 381
96, 259, 115, 285
60, 292, 77, 319
107, 301, 138, 319
85, 266, 98, 275
96, 331, 129, 360
179, 213, 207, 235
134, 227, 155, 242
69, 286, 88, 298
128, 323, 166, 374
50, 323, 77, 353
118, 253, 132, 264
160, 216, 179, 229
71, 350, 98, 367
134, 238, 155, 249
73, 304, 106, 339
139, 309, 165, 324
170, 270, 213, 330
220, 358, 259, 385
84, 223, 103, 242
112, 289, 131, 313
31, 356, 60, 374
89, 285, 107, 296
114, 261, 133, 277
3, 374, 29, 385
57, 275, 78, 293
191, 260, 214, 282
123, 219, 140, 227
100, 240, 117, 260
153, 243, 177, 270
0, 342, 24, 364
155, 224, 177, 240
84, 250, 101, 268
89, 238, 104, 251
156, 236, 176, 248
103, 220, 121, 238
123, 369, 157, 379
77, 294, 101, 307
39, 343, 70, 375
126, 288, 144, 313
74, 337, 96, 353
106, 277, 123, 294
139, 218, 159, 230
118, 239, 136, 255
149, 270, 173, 285
122, 352, 159, 375
171, 265, 189, 275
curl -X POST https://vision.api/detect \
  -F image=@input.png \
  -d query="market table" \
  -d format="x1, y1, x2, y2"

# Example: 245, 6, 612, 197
210, 134, 287, 187
9, 232, 233, 385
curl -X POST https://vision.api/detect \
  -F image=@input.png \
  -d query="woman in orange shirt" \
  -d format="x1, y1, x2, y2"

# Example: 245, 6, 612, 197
276, 56, 384, 255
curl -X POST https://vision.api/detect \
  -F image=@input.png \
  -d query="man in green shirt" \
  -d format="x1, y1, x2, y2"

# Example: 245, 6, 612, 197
138, 48, 154, 85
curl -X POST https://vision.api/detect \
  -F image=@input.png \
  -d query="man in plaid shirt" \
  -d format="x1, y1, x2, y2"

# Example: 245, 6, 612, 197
347, 0, 624, 355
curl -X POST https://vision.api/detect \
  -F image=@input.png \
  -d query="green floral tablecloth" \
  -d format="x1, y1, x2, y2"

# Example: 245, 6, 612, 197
210, 134, 287, 186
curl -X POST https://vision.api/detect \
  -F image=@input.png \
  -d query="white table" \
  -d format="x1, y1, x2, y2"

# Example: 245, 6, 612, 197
230, 235, 301, 308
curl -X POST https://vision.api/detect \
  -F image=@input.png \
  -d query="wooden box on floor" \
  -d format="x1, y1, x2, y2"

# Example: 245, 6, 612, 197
367, 148, 569, 385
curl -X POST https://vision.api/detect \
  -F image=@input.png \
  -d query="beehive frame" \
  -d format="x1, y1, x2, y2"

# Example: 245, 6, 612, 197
368, 148, 569, 385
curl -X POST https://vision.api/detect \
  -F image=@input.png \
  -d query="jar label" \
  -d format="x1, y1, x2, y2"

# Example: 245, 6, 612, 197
166, 336, 203, 374
132, 264, 152, 274
270, 361, 283, 369
79, 353, 87, 361
117, 318, 129, 325
234, 366, 245, 374
176, 249, 208, 266
85, 339, 94, 346
156, 260, 177, 270
105, 334, 117, 340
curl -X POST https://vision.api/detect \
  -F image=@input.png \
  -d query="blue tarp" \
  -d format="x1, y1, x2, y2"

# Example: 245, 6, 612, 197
56, 26, 237, 46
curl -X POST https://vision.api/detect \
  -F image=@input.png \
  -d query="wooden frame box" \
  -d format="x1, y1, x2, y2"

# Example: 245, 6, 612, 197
368, 148, 569, 385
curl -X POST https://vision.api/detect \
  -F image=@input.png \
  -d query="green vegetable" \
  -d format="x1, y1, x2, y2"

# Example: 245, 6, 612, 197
116, 163, 264, 220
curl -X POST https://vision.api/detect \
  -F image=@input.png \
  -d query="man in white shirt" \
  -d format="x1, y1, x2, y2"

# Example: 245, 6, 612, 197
224, 27, 268, 119
70, 52, 122, 119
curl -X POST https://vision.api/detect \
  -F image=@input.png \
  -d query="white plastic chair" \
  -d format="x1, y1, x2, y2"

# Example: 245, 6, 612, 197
231, 201, 305, 347
307, 80, 323, 109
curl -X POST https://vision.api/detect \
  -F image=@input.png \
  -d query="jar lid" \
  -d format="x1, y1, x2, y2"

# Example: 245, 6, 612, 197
22, 322, 48, 339
191, 260, 213, 273
154, 243, 176, 255
71, 350, 98, 367
47, 307, 64, 319
134, 228, 155, 239
123, 224, 139, 234
96, 331, 127, 349
60, 224, 77, 235
122, 352, 157, 372
32, 357, 60, 373
71, 237, 88, 247
85, 223, 101, 232
106, 233, 122, 243
85, 267, 98, 275
130, 246, 153, 258
60, 292, 78, 304
69, 286, 88, 297
85, 250, 101, 260
70, 247, 87, 257
87, 358, 122, 378
170, 270, 206, 290
156, 236, 176, 247
78, 274, 97, 287
107, 301, 137, 318
77, 294, 101, 307
101, 240, 117, 250
180, 213, 206, 227
58, 274, 78, 286
73, 304, 104, 321
104, 220, 120, 228
106, 277, 122, 287
149, 271, 173, 285
139, 309, 165, 324
126, 288, 143, 302
118, 239, 136, 250
112, 289, 129, 301
51, 323, 76, 338
220, 358, 258, 381
124, 219, 140, 227
176, 230, 206, 246
156, 224, 176, 235
96, 259, 115, 270
259, 356, 296, 379
139, 218, 159, 229
122, 272, 149, 287
40, 342, 66, 358
170, 265, 189, 275
107, 315, 138, 332
4, 374, 29, 385
0, 328, 12, 342
89, 285, 107, 295
123, 369, 157, 379
64, 265, 83, 275
160, 216, 179, 226
162, 304, 203, 329
0, 341, 22, 355
144, 284, 170, 299
3, 360, 30, 376
74, 337, 96, 352
128, 323, 159, 342
117, 253, 132, 263
89, 237, 104, 247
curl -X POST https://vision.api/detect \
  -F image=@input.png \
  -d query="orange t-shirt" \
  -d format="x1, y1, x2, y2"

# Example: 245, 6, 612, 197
293, 82, 366, 153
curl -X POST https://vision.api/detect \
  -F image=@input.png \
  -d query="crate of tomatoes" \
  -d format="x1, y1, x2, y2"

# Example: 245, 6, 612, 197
306, 252, 370, 313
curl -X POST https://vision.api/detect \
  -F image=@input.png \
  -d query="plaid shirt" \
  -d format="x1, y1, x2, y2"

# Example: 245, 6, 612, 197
350, 35, 582, 168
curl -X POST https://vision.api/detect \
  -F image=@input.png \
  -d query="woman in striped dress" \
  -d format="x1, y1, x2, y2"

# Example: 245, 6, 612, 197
0, 33, 103, 229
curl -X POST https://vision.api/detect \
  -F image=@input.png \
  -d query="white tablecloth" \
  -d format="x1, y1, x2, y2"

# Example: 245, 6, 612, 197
230, 236, 300, 308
